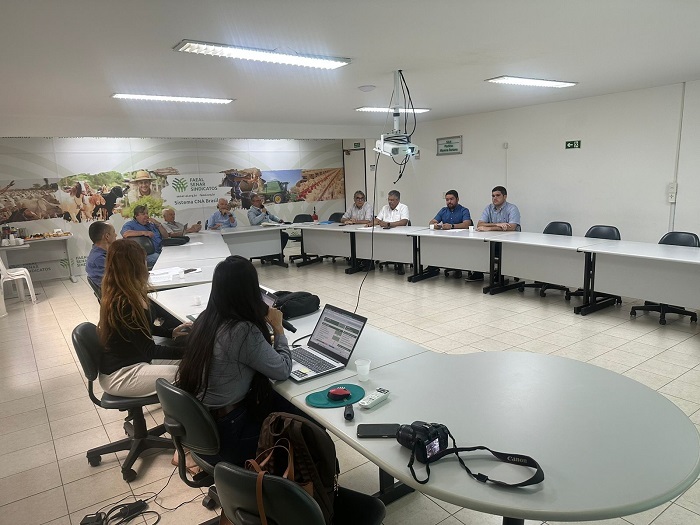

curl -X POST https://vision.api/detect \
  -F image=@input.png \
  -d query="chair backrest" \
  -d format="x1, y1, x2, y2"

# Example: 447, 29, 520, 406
155, 378, 220, 456
131, 235, 156, 255
0, 256, 11, 278
214, 461, 326, 525
543, 221, 572, 236
293, 214, 313, 223
87, 278, 102, 302
659, 231, 700, 247
585, 225, 621, 240
328, 212, 344, 223
71, 322, 102, 381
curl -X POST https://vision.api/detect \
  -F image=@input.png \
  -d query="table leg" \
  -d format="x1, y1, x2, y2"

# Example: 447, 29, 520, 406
374, 468, 414, 505
575, 253, 617, 315
65, 238, 78, 283
408, 236, 439, 282
294, 230, 321, 267
345, 232, 363, 275
483, 241, 521, 295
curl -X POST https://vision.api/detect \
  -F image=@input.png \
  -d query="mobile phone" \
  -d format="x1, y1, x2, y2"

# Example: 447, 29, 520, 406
356, 423, 400, 438
184, 268, 197, 274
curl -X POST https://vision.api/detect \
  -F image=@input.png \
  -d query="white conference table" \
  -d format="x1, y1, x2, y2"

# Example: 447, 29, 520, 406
153, 231, 230, 265
583, 240, 700, 310
485, 232, 614, 294
293, 350, 700, 524
221, 225, 288, 267
149, 282, 700, 524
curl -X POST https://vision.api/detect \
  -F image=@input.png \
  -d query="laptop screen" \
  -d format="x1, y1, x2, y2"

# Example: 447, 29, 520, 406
308, 304, 367, 365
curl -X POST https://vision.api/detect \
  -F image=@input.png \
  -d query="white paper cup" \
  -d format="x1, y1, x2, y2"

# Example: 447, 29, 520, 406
179, 269, 185, 279
429, 224, 435, 230
469, 225, 474, 232
193, 295, 202, 306
17, 238, 24, 245
1, 239, 9, 246
355, 359, 371, 382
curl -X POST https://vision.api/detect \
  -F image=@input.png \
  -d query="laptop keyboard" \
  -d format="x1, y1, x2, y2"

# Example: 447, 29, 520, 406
291, 347, 335, 373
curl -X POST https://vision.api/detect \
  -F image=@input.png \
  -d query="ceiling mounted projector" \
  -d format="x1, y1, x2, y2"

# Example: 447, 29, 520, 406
374, 134, 417, 158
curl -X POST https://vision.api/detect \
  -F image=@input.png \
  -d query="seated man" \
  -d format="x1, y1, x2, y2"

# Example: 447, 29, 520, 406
162, 208, 202, 236
428, 189, 472, 278
371, 190, 410, 274
120, 205, 168, 269
341, 190, 373, 225
208, 198, 238, 230
467, 185, 521, 282
248, 194, 288, 251
86, 221, 116, 286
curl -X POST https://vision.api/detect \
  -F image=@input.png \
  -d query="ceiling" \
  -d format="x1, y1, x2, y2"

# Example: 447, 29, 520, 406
3, 0, 700, 137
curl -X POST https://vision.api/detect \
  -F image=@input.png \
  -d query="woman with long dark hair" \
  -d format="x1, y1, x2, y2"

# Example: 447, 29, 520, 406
176, 255, 294, 466
97, 239, 190, 397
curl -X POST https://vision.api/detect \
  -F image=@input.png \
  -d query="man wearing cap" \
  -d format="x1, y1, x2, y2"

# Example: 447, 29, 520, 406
127, 170, 160, 203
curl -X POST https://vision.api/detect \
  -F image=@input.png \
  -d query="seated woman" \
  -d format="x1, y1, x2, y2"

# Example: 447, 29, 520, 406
176, 255, 297, 466
97, 239, 191, 398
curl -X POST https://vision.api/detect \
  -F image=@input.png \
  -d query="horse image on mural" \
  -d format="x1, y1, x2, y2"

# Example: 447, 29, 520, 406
0, 179, 64, 224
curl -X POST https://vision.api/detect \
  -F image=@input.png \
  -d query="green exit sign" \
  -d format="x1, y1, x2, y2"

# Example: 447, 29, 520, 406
353, 142, 361, 148
565, 140, 581, 149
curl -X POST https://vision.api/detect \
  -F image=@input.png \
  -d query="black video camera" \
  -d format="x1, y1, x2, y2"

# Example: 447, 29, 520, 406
396, 421, 450, 464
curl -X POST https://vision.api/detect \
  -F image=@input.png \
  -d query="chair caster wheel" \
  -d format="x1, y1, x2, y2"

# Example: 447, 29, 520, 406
122, 468, 137, 482
540, 291, 547, 297
517, 287, 524, 292
659, 319, 667, 325
202, 496, 217, 510
692, 316, 698, 323
565, 294, 571, 301
630, 311, 636, 317
88, 455, 101, 467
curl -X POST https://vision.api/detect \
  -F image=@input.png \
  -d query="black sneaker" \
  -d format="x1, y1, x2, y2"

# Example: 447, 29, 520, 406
465, 271, 484, 282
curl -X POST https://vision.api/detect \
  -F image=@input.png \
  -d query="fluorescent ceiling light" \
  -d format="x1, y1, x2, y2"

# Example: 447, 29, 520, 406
174, 39, 350, 70
113, 94, 233, 104
486, 76, 577, 88
356, 107, 430, 114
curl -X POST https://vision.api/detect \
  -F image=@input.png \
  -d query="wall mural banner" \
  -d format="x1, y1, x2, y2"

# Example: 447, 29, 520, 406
0, 138, 345, 280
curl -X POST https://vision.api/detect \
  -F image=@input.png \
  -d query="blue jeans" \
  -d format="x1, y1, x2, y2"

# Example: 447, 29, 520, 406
146, 251, 160, 269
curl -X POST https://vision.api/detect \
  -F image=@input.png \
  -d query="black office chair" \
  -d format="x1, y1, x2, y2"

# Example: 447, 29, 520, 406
519, 221, 573, 296
566, 225, 622, 305
130, 235, 156, 255
86, 277, 102, 303
289, 214, 315, 264
214, 461, 386, 525
155, 378, 221, 520
71, 323, 174, 482
328, 212, 344, 223
630, 231, 699, 325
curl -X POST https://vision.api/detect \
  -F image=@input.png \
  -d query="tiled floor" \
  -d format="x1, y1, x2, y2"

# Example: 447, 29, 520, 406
2, 251, 700, 525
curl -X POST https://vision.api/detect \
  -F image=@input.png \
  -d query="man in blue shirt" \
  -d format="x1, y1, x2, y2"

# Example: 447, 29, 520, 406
120, 205, 168, 268
429, 190, 472, 230
86, 221, 116, 286
209, 198, 238, 230
247, 194, 288, 251
427, 190, 472, 278
467, 186, 521, 281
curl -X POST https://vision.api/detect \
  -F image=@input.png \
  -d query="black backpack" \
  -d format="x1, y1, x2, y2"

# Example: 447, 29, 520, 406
251, 412, 339, 525
274, 291, 320, 319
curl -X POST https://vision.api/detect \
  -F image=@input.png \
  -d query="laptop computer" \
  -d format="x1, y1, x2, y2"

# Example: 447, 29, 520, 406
260, 289, 368, 382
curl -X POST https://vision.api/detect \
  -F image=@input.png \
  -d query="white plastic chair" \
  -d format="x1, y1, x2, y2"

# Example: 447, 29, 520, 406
0, 257, 37, 304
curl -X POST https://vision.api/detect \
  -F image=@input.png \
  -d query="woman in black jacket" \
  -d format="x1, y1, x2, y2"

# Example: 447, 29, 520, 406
97, 238, 190, 397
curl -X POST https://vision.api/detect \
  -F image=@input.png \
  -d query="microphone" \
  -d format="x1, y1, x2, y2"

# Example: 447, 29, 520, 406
282, 319, 297, 333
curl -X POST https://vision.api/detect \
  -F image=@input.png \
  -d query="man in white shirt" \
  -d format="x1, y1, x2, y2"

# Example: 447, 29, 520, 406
370, 190, 410, 274
372, 190, 409, 228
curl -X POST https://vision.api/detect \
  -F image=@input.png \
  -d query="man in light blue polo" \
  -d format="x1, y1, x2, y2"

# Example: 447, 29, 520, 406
467, 186, 521, 282
476, 185, 520, 232
120, 205, 168, 268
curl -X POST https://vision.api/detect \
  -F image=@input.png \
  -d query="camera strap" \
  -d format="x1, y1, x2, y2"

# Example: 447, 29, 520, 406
407, 430, 544, 487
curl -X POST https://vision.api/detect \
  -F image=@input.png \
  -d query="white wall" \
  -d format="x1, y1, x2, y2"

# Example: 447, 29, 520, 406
674, 80, 700, 234
368, 84, 688, 243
